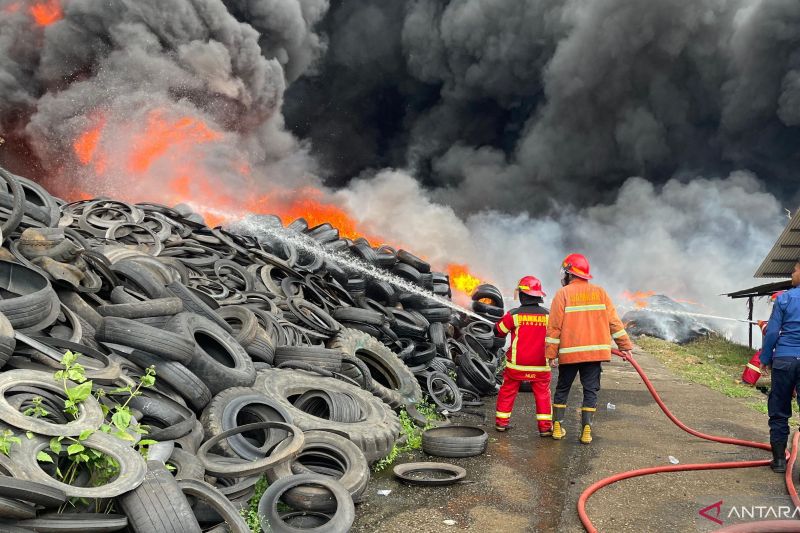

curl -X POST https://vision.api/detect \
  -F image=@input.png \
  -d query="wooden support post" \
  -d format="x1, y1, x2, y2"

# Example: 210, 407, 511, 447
748, 296, 754, 350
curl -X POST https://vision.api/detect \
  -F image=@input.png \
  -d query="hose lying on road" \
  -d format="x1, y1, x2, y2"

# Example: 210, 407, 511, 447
577, 349, 791, 533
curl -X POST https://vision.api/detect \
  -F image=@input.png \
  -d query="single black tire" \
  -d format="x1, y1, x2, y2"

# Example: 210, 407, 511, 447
214, 305, 258, 346
124, 349, 212, 411
258, 474, 355, 533
422, 426, 488, 458
472, 284, 503, 307
111, 259, 170, 299
14, 513, 129, 532
396, 249, 430, 273
329, 328, 422, 410
10, 432, 146, 498
119, 461, 201, 533
417, 307, 451, 323
165, 312, 255, 395
458, 354, 496, 394
0, 168, 26, 239
274, 346, 343, 372
254, 369, 400, 463
471, 300, 504, 318
425, 372, 463, 413
200, 387, 293, 460
96, 297, 183, 319
0, 477, 66, 508
393, 462, 466, 486
0, 260, 59, 331
167, 447, 206, 481
331, 306, 384, 327
196, 422, 304, 478
0, 369, 104, 437
97, 317, 195, 365
265, 430, 369, 511
392, 263, 422, 284
178, 478, 249, 533
165, 281, 233, 334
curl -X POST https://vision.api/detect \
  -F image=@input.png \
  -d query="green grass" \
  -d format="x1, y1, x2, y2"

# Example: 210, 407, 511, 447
636, 335, 769, 412
373, 402, 442, 472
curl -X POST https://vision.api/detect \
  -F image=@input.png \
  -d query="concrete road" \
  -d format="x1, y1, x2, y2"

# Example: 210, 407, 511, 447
351, 346, 787, 532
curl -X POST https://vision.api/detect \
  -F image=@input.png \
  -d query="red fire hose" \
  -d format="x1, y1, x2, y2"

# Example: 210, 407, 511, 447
577, 349, 797, 533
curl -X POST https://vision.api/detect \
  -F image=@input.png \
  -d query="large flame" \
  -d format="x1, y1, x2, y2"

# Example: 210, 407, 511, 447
620, 290, 655, 309
67, 107, 487, 301
29, 0, 62, 26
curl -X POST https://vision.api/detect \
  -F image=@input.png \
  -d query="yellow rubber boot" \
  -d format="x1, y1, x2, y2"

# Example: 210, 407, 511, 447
580, 408, 595, 444
552, 404, 567, 440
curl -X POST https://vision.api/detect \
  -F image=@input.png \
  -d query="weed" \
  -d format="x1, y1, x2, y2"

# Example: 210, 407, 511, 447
28, 350, 158, 513
241, 475, 270, 532
373, 402, 440, 472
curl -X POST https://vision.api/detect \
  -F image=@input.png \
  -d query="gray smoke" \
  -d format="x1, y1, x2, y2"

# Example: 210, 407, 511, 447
0, 0, 326, 198
0, 0, 794, 343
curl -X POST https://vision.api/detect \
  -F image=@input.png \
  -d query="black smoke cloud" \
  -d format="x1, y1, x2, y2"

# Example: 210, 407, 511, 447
0, 0, 326, 197
0, 0, 795, 343
285, 0, 800, 213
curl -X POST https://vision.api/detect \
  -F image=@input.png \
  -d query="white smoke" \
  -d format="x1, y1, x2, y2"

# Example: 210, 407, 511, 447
341, 169, 784, 343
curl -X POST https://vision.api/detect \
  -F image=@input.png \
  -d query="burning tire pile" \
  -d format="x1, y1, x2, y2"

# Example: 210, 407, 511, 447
0, 166, 502, 532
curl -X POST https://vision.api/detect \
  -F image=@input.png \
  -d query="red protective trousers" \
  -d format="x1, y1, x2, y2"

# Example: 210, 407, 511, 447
495, 368, 553, 432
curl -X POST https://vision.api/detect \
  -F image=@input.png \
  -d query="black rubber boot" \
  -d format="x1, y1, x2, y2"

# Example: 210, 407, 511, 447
771, 440, 787, 473
580, 408, 595, 444
552, 404, 566, 440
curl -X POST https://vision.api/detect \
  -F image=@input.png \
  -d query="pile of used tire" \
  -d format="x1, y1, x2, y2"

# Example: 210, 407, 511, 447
0, 166, 506, 532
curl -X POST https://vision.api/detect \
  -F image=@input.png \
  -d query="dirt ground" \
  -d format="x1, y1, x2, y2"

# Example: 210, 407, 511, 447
351, 346, 787, 533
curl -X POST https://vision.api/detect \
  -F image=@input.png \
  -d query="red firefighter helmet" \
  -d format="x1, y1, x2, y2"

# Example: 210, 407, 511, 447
517, 276, 546, 297
562, 253, 593, 280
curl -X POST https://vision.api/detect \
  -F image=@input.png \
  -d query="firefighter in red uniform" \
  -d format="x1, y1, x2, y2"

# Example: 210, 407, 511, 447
494, 276, 553, 436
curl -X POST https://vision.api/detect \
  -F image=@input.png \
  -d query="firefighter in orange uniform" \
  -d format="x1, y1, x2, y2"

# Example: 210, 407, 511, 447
546, 254, 633, 444
494, 276, 553, 436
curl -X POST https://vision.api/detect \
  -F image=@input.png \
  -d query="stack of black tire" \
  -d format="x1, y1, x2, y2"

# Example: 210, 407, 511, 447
0, 166, 506, 532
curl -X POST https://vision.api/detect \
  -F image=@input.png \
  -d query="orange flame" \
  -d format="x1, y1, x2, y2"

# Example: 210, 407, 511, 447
448, 264, 483, 296
621, 290, 655, 309
66, 107, 491, 302
73, 115, 106, 173
128, 110, 222, 174
29, 0, 62, 26
242, 188, 379, 243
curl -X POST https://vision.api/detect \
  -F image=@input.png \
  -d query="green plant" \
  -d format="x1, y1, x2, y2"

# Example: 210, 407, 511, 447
23, 396, 49, 419
373, 402, 440, 472
241, 475, 270, 533
0, 429, 20, 456
30, 351, 158, 513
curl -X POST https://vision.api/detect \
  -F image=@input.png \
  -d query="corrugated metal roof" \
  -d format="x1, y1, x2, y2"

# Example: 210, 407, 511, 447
755, 209, 800, 278
726, 279, 792, 298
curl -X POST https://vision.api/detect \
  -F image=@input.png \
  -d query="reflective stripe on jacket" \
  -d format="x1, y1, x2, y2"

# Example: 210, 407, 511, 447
545, 279, 633, 364
495, 303, 550, 375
